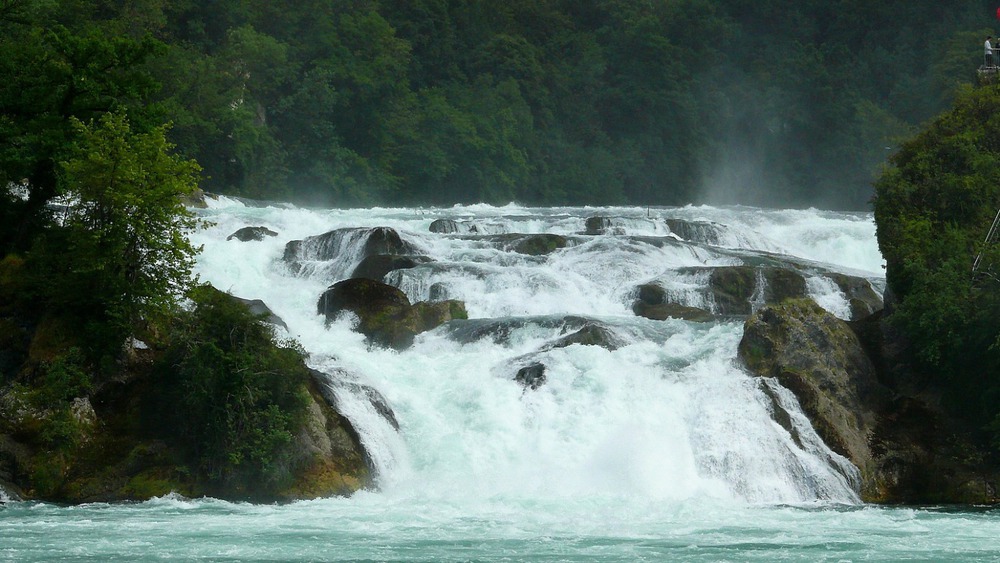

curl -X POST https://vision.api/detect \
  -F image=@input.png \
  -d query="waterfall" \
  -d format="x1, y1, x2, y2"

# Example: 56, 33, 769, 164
190, 200, 884, 504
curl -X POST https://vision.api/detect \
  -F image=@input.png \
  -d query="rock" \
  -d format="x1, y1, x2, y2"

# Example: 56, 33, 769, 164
229, 294, 289, 332
682, 265, 807, 316
411, 300, 469, 333
316, 368, 400, 431
180, 188, 210, 209
631, 283, 714, 322
284, 227, 416, 273
429, 219, 462, 233
351, 255, 431, 281
515, 363, 547, 390
633, 301, 715, 322
318, 279, 416, 350
282, 377, 371, 499
664, 218, 729, 245
227, 226, 278, 242
825, 273, 883, 320
585, 216, 613, 235
317, 279, 467, 350
509, 233, 568, 256
544, 322, 623, 351
738, 299, 886, 498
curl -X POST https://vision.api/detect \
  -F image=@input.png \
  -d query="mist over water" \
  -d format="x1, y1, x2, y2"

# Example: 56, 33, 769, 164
9, 200, 998, 561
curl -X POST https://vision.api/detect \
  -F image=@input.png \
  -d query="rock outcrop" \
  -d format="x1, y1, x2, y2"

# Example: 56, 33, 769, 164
351, 254, 431, 281
739, 298, 999, 503
631, 283, 714, 322
317, 278, 468, 350
227, 226, 278, 242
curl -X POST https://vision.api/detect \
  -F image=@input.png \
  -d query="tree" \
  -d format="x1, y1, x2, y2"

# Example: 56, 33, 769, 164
43, 111, 201, 357
873, 83, 1000, 448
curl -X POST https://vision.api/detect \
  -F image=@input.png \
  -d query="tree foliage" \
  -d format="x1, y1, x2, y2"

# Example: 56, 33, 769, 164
1, 0, 982, 210
873, 83, 1000, 448
151, 286, 311, 495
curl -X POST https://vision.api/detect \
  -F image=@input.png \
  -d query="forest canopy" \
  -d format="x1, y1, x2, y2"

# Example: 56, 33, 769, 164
1, 0, 998, 212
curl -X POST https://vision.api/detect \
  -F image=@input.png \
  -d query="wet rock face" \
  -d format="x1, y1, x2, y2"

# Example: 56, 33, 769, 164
318, 279, 416, 349
284, 227, 417, 272
351, 255, 431, 281
709, 266, 807, 315
664, 219, 728, 245
544, 323, 623, 351
515, 363, 547, 390
738, 299, 885, 498
735, 299, 1000, 504
429, 219, 461, 234
507, 234, 568, 256
227, 226, 278, 242
631, 283, 714, 322
317, 279, 468, 350
585, 216, 613, 235
825, 273, 883, 320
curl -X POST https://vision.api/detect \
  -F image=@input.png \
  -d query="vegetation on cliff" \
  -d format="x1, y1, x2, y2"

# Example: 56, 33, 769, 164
873, 83, 1000, 455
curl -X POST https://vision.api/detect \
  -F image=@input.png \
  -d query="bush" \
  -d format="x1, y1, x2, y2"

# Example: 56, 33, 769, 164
151, 285, 309, 496
873, 83, 1000, 447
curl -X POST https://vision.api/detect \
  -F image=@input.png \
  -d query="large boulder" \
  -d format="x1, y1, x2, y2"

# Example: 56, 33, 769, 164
317, 279, 468, 350
229, 294, 289, 332
738, 299, 885, 499
227, 226, 278, 242
429, 219, 462, 234
318, 279, 416, 349
585, 216, 613, 235
351, 255, 431, 281
284, 227, 417, 275
281, 375, 372, 499
631, 283, 714, 322
514, 363, 547, 390
737, 299, 999, 503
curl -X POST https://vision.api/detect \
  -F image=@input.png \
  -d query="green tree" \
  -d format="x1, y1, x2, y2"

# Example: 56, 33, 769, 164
39, 111, 201, 358
873, 83, 1000, 448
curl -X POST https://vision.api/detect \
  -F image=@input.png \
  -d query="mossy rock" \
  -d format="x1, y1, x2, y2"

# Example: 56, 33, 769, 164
351, 254, 431, 281
227, 226, 278, 242
633, 301, 714, 322
412, 300, 468, 333
509, 234, 568, 256
318, 279, 416, 349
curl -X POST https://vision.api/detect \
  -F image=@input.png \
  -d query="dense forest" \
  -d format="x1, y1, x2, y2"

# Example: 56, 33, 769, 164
1, 0, 997, 218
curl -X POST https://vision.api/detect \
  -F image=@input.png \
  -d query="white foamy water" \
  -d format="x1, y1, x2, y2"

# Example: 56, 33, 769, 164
185, 200, 884, 505
19, 203, 993, 563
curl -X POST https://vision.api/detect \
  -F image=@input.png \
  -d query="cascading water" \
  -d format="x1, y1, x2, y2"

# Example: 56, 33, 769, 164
189, 201, 885, 506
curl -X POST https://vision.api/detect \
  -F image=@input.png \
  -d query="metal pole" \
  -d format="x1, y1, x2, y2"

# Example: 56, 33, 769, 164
973, 207, 1000, 274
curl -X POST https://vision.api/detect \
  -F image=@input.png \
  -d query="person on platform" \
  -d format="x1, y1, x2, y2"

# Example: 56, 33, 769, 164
987, 36, 995, 67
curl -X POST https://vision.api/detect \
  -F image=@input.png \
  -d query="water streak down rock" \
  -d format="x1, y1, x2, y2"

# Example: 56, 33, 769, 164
738, 298, 999, 503
318, 278, 468, 350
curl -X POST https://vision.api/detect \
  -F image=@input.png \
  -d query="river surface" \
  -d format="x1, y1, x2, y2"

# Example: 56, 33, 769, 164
3, 201, 999, 561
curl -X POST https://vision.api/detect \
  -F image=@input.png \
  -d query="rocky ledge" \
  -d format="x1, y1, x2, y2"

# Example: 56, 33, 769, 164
738, 298, 999, 503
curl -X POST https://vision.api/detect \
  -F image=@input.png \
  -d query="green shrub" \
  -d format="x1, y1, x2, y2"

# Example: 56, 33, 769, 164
873, 83, 1000, 448
151, 285, 310, 496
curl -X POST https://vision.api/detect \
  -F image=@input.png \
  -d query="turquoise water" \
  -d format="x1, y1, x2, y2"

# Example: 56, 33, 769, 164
3, 495, 1000, 561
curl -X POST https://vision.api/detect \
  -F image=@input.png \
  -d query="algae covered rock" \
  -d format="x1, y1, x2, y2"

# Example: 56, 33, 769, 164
351, 254, 431, 281
737, 298, 884, 498
318, 278, 468, 350
631, 282, 714, 322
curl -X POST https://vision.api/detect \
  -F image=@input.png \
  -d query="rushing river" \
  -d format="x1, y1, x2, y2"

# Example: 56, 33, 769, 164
3, 201, 999, 562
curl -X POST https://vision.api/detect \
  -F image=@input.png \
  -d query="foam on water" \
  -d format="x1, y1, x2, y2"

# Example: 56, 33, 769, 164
182, 202, 887, 506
